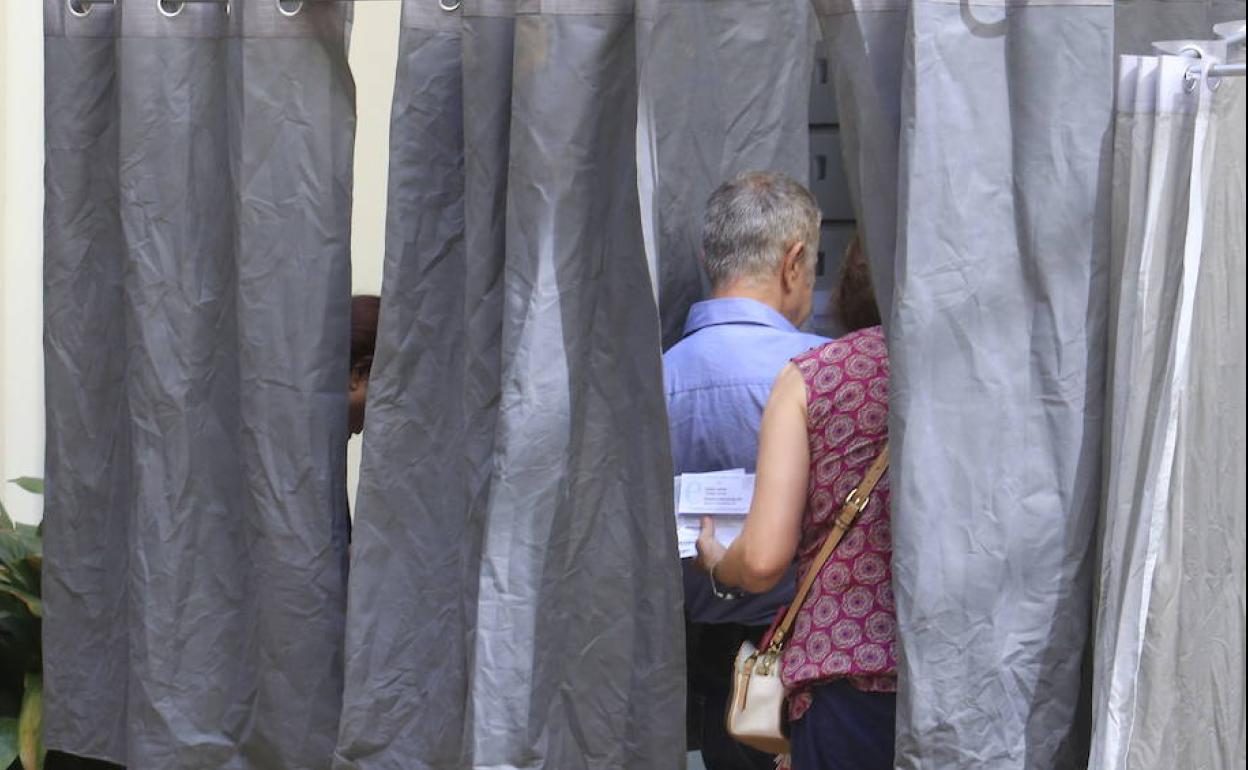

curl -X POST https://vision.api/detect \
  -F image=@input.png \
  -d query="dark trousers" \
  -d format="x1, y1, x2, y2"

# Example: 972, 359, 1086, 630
686, 621, 777, 770
45, 752, 124, 770
788, 679, 896, 770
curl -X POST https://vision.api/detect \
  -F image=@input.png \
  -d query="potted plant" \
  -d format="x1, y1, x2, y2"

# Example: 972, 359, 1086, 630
0, 478, 44, 770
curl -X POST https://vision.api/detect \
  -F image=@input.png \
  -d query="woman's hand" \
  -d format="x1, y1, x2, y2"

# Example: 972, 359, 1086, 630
693, 516, 728, 575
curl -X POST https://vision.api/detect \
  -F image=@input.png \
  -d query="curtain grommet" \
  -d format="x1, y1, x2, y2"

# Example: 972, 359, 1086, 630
1183, 65, 1200, 93
158, 0, 186, 17
67, 0, 93, 17
277, 0, 304, 16
439, 0, 463, 11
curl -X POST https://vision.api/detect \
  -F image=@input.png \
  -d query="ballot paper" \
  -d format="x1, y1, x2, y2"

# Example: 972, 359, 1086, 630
673, 470, 754, 558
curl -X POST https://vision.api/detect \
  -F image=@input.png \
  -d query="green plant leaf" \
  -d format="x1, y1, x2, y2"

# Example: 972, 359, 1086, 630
0, 587, 40, 620
18, 673, 42, 770
0, 555, 37, 593
1, 527, 32, 558
0, 499, 12, 532
7, 480, 42, 497
0, 531, 39, 579
0, 716, 18, 769
12, 527, 39, 562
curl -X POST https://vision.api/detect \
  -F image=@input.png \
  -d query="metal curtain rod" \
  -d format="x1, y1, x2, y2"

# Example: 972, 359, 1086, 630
65, 2, 1248, 78
78, 0, 408, 3
71, 0, 462, 16
69, 0, 463, 20
1207, 62, 1246, 77
73, 0, 422, 8
1178, 21, 1247, 78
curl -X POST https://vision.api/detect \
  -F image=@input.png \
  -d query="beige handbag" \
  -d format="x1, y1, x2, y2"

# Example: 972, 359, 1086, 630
725, 444, 891, 755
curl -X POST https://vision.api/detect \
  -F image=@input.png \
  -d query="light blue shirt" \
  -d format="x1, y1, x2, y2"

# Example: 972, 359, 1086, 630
664, 298, 828, 625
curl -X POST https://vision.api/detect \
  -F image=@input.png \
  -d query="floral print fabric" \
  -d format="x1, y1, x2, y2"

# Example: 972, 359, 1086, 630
782, 326, 896, 720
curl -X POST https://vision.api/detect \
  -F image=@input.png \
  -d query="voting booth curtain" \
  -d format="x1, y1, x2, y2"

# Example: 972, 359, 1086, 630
42, 1, 353, 767
40, 0, 1246, 769
816, 1, 1244, 767
334, 1, 828, 767
817, 1, 1114, 765
43, 0, 818, 766
335, 3, 686, 768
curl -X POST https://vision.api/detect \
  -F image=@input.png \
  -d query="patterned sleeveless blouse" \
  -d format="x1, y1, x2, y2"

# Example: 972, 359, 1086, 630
780, 326, 896, 721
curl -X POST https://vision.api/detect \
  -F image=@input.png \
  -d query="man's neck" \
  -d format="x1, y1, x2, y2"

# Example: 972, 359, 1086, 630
710, 284, 789, 322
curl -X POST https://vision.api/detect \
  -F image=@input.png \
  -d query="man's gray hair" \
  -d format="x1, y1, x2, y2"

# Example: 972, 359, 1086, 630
701, 171, 822, 288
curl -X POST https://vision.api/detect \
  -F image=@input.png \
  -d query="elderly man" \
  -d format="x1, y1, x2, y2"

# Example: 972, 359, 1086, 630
665, 171, 828, 770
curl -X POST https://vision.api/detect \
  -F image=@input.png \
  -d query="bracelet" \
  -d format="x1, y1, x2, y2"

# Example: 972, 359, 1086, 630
709, 560, 741, 601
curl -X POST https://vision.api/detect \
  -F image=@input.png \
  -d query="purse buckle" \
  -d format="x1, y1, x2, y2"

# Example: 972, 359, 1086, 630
845, 488, 870, 513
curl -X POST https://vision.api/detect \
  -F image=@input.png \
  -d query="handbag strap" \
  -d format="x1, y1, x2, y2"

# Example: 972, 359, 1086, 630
766, 443, 890, 654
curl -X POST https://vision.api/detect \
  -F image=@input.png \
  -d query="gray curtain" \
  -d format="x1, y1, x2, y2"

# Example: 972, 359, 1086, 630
813, 0, 906, 328
334, 2, 684, 768
816, 1, 1114, 766
1091, 47, 1245, 770
42, 1, 353, 767
635, 0, 818, 349
817, 1, 1247, 767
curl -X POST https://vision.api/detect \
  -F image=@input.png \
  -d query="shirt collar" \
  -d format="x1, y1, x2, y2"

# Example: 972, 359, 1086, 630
682, 297, 799, 338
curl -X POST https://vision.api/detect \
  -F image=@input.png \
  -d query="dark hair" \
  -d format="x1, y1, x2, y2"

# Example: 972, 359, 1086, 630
831, 232, 882, 333
350, 295, 380, 375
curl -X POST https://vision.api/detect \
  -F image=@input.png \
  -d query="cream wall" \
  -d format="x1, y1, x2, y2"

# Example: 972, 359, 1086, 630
0, 0, 46, 526
346, 2, 401, 512
0, 2, 399, 523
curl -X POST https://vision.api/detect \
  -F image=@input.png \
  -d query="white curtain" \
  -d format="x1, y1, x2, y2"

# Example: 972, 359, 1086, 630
1092, 40, 1246, 770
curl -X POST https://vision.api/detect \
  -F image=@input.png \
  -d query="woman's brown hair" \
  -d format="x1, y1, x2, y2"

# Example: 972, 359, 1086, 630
831, 232, 882, 333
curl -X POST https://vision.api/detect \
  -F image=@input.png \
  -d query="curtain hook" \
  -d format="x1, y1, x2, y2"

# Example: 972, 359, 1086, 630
278, 0, 304, 16
439, 0, 463, 11
158, 0, 186, 17
67, 0, 93, 17
1183, 64, 1201, 93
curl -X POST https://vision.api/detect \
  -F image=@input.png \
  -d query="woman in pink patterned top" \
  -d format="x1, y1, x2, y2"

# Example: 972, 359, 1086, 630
695, 235, 895, 769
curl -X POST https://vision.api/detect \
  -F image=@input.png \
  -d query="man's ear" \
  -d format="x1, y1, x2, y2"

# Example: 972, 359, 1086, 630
781, 240, 806, 287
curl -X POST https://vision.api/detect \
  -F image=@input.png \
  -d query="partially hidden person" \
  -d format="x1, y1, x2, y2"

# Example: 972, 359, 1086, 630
694, 233, 895, 770
663, 171, 829, 770
349, 294, 380, 436
343, 294, 379, 544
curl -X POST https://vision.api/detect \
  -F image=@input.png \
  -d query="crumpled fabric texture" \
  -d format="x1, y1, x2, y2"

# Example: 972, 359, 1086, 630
42, 1, 353, 768
815, 1, 1245, 768
46, 1, 1246, 769
334, 2, 689, 768
636, 0, 818, 349
816, 0, 1115, 766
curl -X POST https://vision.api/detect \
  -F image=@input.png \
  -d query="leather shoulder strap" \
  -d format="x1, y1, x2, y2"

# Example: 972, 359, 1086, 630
768, 443, 890, 653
